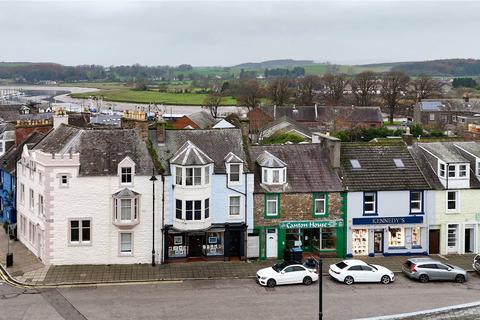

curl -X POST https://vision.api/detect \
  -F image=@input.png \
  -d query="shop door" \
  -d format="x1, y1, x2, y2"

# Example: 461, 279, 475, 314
373, 231, 383, 254
226, 230, 241, 257
188, 235, 205, 257
447, 224, 458, 253
465, 228, 474, 253
429, 230, 440, 254
266, 229, 277, 258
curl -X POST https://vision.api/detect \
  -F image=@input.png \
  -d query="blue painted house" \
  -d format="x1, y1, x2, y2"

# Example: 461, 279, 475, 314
151, 127, 254, 262
0, 132, 44, 230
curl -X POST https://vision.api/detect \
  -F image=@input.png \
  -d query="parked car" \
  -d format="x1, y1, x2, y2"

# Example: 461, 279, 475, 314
402, 258, 468, 283
256, 261, 319, 287
473, 255, 480, 274
328, 259, 395, 285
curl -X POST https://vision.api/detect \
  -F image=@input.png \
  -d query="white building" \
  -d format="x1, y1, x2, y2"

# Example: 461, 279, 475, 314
17, 113, 162, 265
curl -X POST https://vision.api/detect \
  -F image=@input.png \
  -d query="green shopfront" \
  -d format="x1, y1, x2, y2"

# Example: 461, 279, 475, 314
259, 220, 346, 259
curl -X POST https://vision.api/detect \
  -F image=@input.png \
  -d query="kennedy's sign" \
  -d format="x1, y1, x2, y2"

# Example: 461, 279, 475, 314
352, 216, 423, 225
278, 220, 343, 229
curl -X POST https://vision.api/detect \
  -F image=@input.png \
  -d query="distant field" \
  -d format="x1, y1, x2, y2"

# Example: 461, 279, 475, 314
70, 89, 237, 105
304, 64, 392, 75
62, 82, 126, 90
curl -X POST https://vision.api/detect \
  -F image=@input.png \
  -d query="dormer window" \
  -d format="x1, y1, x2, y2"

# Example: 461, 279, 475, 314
225, 152, 244, 185
262, 167, 287, 185
121, 167, 132, 184
229, 164, 241, 182
439, 163, 446, 177
113, 188, 140, 227
186, 167, 202, 186
174, 165, 211, 186
118, 157, 136, 186
459, 165, 467, 177
448, 165, 456, 178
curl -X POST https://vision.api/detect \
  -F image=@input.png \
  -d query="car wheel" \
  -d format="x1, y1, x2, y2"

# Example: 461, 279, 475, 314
455, 275, 466, 283
381, 275, 391, 284
419, 274, 429, 283
344, 276, 354, 285
266, 279, 276, 287
303, 276, 313, 286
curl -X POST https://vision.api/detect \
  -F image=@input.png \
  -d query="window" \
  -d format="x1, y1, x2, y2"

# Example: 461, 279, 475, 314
410, 191, 423, 213
38, 195, 44, 216
363, 192, 376, 214
439, 163, 445, 177
459, 165, 467, 177
204, 199, 209, 219
429, 113, 435, 121
262, 169, 268, 183
185, 167, 202, 186
350, 159, 361, 169
120, 232, 133, 255
448, 165, 456, 178
175, 167, 182, 185
447, 191, 458, 212
20, 183, 25, 204
121, 167, 132, 184
448, 224, 457, 247
272, 170, 280, 183
194, 200, 202, 220
38, 172, 43, 185
321, 227, 337, 250
229, 164, 240, 183
265, 194, 279, 217
229, 196, 240, 216
60, 175, 68, 186
69, 219, 91, 245
314, 193, 327, 215
412, 227, 421, 247
29, 189, 34, 209
113, 196, 139, 224
393, 159, 405, 168
477, 162, 480, 176
176, 199, 182, 219
388, 227, 404, 247
186, 200, 193, 220
204, 166, 210, 184
120, 199, 132, 220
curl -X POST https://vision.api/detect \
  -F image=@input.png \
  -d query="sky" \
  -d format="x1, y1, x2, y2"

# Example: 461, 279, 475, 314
0, 0, 479, 67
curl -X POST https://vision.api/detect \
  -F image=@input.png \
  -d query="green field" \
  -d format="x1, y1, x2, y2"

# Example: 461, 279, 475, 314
70, 89, 237, 105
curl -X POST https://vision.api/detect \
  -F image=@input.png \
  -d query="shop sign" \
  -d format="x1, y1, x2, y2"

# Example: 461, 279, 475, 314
278, 220, 343, 229
352, 216, 423, 225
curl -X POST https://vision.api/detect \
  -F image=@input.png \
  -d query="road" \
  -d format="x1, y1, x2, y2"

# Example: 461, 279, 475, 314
1, 275, 480, 320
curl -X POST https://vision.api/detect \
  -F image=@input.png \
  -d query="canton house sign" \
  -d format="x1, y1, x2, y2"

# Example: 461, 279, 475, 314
352, 216, 423, 225
279, 220, 343, 229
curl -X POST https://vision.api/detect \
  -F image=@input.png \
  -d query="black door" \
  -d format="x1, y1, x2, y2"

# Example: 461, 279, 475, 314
429, 230, 440, 254
465, 229, 472, 253
225, 230, 241, 257
188, 235, 205, 257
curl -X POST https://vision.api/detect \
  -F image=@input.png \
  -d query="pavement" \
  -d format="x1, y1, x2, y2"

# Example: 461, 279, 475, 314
0, 230, 477, 286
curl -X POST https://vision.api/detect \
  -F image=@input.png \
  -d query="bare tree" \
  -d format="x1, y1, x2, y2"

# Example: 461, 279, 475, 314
351, 71, 378, 106
203, 92, 224, 118
381, 71, 410, 123
236, 79, 264, 111
322, 73, 349, 106
296, 75, 320, 106
266, 77, 291, 106
412, 74, 440, 101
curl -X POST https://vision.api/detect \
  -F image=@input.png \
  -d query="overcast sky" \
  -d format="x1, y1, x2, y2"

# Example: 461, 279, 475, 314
0, 0, 479, 67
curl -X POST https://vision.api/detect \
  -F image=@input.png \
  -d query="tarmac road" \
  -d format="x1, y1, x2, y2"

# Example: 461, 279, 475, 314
1, 274, 480, 320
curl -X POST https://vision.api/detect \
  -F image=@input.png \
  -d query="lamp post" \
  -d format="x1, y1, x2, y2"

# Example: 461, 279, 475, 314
150, 172, 157, 267
318, 258, 323, 320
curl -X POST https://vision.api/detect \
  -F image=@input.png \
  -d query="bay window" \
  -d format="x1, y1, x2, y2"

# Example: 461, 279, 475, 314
176, 166, 182, 185
113, 189, 140, 226
175, 199, 211, 221
185, 167, 202, 186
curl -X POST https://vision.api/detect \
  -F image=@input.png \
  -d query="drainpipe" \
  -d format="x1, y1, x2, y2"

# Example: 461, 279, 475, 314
161, 174, 166, 264
225, 170, 249, 261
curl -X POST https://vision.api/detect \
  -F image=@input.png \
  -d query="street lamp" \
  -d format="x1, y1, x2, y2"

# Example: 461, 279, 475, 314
318, 258, 323, 320
150, 172, 158, 267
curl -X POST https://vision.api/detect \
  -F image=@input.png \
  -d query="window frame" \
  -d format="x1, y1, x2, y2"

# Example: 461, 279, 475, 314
119, 232, 134, 256
439, 163, 446, 178
228, 164, 241, 184
29, 188, 34, 210
229, 196, 241, 217
264, 193, 280, 218
409, 190, 424, 214
363, 191, 377, 215
68, 219, 92, 246
113, 196, 140, 225
446, 190, 459, 213
312, 193, 328, 217
175, 166, 183, 185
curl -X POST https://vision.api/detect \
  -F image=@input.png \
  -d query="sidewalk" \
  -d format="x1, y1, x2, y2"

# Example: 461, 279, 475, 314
0, 230, 477, 286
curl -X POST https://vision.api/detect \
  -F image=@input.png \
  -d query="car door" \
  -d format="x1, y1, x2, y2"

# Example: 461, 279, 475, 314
292, 265, 309, 284
279, 266, 296, 284
361, 265, 379, 282
347, 265, 363, 282
419, 263, 438, 280
435, 263, 455, 281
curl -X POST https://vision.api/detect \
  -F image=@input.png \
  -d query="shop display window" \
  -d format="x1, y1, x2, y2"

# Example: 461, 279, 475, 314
168, 234, 187, 258
286, 228, 301, 249
352, 229, 368, 255
204, 232, 224, 256
388, 227, 405, 247
320, 228, 336, 250
412, 227, 421, 247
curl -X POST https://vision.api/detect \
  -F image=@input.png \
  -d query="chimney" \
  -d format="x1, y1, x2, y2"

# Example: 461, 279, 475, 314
121, 110, 148, 141
239, 114, 250, 138
314, 104, 318, 119
53, 108, 69, 129
155, 118, 166, 143
15, 119, 53, 145
402, 126, 414, 146
273, 105, 277, 120
312, 132, 341, 169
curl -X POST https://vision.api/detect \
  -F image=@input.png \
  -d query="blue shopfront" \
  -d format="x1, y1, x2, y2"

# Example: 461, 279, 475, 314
347, 216, 428, 257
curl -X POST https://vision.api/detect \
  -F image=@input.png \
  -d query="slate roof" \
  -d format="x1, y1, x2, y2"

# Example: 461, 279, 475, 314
0, 104, 25, 122
340, 143, 430, 191
0, 132, 45, 174
453, 141, 480, 158
259, 116, 312, 138
419, 101, 444, 111
418, 143, 468, 163
418, 99, 480, 113
187, 110, 216, 129
170, 141, 214, 166
151, 128, 248, 174
249, 144, 343, 193
33, 125, 154, 176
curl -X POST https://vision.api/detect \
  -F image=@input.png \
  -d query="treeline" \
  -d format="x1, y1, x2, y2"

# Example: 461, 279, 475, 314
392, 59, 480, 76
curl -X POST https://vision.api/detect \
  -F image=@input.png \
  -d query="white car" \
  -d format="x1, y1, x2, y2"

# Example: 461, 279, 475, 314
256, 261, 319, 287
329, 259, 395, 285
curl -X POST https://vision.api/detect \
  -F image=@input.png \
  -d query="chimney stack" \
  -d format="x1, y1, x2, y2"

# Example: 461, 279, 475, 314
402, 126, 414, 146
53, 108, 69, 129
121, 110, 148, 141
155, 118, 166, 143
312, 132, 341, 169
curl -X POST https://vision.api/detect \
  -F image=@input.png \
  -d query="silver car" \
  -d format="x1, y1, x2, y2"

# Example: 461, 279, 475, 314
402, 258, 468, 283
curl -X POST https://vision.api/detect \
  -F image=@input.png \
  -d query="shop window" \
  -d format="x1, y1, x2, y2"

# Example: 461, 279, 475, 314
412, 227, 421, 247
313, 193, 327, 216
388, 227, 405, 247
446, 191, 458, 212
285, 228, 301, 249
320, 228, 336, 250
363, 192, 377, 215
168, 234, 187, 258
229, 196, 240, 216
265, 194, 279, 217
410, 191, 423, 214
352, 229, 368, 255
205, 232, 224, 256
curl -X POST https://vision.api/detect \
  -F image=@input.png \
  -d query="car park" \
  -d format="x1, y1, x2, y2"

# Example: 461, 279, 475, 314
402, 258, 468, 283
256, 261, 319, 287
328, 259, 395, 285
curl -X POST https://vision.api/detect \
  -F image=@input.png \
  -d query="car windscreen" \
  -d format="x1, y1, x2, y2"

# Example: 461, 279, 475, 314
335, 262, 348, 269
272, 263, 288, 272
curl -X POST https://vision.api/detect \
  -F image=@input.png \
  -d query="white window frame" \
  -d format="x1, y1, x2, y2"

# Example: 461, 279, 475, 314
38, 194, 44, 216
410, 191, 423, 213
363, 192, 376, 214
69, 219, 92, 246
113, 197, 139, 225
228, 164, 242, 184
446, 190, 459, 213
175, 166, 183, 185
262, 167, 287, 185
459, 164, 467, 178
314, 193, 326, 216
185, 167, 203, 186
229, 196, 241, 217
120, 167, 133, 184
439, 162, 445, 178
448, 164, 456, 178
29, 188, 34, 210
20, 183, 25, 204
429, 113, 435, 121
204, 165, 210, 185
477, 161, 480, 176
119, 232, 133, 256
265, 194, 279, 216
59, 174, 70, 187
